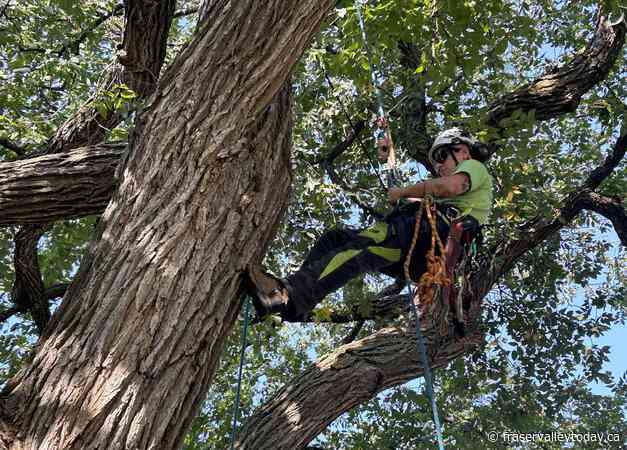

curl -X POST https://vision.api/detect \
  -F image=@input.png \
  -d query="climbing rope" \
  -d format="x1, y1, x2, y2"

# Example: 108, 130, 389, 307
355, 0, 398, 188
403, 197, 448, 450
353, 1, 446, 445
355, 0, 385, 119
354, 1, 447, 447
229, 297, 251, 450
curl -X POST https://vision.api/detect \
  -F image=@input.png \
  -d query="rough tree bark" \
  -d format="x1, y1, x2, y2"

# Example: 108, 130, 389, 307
46, 0, 176, 154
2, 0, 178, 336
0, 1, 335, 449
0, 145, 124, 226
11, 225, 51, 334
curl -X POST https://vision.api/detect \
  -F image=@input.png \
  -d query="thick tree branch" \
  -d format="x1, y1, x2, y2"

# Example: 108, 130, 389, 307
46, 0, 176, 154
174, 7, 199, 18
317, 120, 365, 165
583, 132, 627, 190
577, 192, 626, 246
487, 16, 626, 128
0, 307, 20, 325
238, 295, 483, 449
44, 283, 70, 300
0, 144, 124, 226
11, 225, 50, 334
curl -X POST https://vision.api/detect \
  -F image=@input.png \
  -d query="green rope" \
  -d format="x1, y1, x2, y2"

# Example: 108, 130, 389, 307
229, 297, 251, 450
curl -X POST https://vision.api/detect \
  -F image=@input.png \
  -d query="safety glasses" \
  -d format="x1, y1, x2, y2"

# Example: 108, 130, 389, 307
432, 145, 455, 164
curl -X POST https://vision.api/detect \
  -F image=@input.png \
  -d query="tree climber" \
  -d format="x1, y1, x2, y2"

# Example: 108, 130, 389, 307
245, 128, 494, 322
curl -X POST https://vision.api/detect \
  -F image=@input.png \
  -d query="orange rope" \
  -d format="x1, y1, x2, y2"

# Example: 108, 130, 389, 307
403, 196, 450, 308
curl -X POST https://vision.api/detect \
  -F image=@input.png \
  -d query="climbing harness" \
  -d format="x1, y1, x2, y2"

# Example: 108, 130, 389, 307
355, 1, 446, 448
229, 297, 251, 450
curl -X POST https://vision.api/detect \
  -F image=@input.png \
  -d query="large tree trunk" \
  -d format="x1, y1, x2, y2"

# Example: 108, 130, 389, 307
2, 84, 292, 450
0, 1, 334, 448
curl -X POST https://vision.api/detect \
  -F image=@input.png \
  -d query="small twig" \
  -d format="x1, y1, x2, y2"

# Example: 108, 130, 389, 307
316, 120, 365, 165
0, 307, 20, 325
341, 320, 365, 344
173, 7, 199, 18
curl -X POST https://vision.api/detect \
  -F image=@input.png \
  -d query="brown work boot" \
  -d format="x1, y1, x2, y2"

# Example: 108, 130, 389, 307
244, 266, 289, 320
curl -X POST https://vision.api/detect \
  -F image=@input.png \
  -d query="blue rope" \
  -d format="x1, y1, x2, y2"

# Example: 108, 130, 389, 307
229, 297, 251, 450
407, 283, 446, 450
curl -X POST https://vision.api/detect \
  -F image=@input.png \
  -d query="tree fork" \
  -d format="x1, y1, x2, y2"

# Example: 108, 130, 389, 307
46, 0, 176, 154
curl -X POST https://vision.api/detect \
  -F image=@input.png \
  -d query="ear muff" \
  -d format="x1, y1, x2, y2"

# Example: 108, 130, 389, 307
457, 129, 489, 162
469, 142, 490, 162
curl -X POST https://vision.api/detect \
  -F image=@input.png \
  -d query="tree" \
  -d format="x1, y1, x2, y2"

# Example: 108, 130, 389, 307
0, 1, 625, 449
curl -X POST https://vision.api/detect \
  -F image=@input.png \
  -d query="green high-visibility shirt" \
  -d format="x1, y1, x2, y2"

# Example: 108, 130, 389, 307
439, 159, 493, 224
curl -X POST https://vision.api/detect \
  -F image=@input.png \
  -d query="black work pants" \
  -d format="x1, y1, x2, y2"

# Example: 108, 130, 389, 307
282, 211, 450, 321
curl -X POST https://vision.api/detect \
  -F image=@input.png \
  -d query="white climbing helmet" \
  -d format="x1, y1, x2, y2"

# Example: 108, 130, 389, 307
428, 128, 480, 166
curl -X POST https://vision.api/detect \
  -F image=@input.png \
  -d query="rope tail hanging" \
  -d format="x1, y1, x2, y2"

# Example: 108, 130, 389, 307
355, 2, 446, 448
404, 197, 448, 450
229, 297, 251, 450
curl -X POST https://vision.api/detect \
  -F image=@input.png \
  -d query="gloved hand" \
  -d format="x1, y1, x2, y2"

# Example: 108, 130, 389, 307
376, 137, 390, 162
